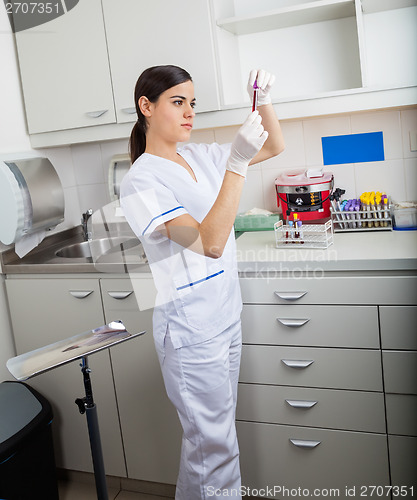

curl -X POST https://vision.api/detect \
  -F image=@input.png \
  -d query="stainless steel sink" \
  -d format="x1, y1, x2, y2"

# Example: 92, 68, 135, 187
55, 237, 143, 259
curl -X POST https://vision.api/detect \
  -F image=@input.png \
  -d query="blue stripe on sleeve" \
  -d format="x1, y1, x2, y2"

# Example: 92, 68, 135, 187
176, 270, 225, 291
142, 206, 185, 235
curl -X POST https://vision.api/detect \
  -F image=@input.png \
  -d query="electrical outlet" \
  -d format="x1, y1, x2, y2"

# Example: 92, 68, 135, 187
410, 130, 417, 152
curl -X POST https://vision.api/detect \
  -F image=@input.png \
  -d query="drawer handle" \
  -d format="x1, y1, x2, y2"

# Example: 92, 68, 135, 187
121, 107, 136, 114
274, 291, 307, 301
285, 399, 317, 409
281, 359, 314, 369
107, 291, 133, 300
69, 290, 93, 299
86, 110, 108, 118
290, 439, 321, 449
277, 318, 310, 328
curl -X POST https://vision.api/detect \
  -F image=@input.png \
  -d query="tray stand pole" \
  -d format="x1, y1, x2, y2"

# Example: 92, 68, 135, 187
75, 356, 108, 500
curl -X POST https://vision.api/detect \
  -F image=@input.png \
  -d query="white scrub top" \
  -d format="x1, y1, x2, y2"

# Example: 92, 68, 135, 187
120, 143, 242, 349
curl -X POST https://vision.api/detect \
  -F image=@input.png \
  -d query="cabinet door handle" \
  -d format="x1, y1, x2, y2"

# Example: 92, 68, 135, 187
281, 359, 314, 369
285, 399, 317, 409
274, 291, 307, 301
86, 110, 108, 118
107, 291, 133, 300
277, 318, 310, 327
69, 290, 93, 299
290, 439, 321, 449
121, 107, 136, 114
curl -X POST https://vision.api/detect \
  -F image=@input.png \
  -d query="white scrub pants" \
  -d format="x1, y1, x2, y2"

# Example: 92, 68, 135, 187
157, 320, 242, 500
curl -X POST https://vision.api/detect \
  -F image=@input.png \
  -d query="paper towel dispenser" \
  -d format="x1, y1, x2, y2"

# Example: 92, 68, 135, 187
108, 154, 130, 202
0, 157, 64, 245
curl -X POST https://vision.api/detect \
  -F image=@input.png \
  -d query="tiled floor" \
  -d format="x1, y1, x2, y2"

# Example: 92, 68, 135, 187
57, 471, 175, 500
58, 479, 173, 499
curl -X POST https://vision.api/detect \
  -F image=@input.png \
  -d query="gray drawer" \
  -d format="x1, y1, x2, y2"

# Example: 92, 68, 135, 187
380, 306, 417, 350
240, 345, 383, 391
237, 421, 390, 496
242, 304, 379, 348
382, 350, 417, 394
386, 394, 417, 436
388, 435, 417, 489
240, 275, 417, 305
237, 384, 386, 433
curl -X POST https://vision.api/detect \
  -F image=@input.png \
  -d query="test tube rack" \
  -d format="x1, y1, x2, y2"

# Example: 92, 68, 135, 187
330, 207, 392, 232
274, 219, 334, 249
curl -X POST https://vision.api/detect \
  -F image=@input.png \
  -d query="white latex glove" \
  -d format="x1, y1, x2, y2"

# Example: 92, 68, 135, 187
247, 69, 275, 107
226, 111, 268, 178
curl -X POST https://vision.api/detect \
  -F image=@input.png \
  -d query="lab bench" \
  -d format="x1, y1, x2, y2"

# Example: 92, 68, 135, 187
235, 230, 417, 497
2, 229, 417, 495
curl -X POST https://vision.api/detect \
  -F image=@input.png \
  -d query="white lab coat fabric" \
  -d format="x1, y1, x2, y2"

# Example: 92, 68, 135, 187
120, 143, 244, 499
120, 143, 242, 349
157, 321, 242, 499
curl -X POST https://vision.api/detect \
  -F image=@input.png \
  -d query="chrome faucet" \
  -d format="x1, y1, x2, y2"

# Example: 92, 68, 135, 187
81, 209, 93, 241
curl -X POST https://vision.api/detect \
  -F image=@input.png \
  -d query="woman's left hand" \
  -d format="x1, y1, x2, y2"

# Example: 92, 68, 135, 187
247, 69, 275, 107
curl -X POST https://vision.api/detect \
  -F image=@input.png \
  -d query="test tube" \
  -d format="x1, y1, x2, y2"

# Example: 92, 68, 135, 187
252, 80, 259, 112
382, 195, 389, 227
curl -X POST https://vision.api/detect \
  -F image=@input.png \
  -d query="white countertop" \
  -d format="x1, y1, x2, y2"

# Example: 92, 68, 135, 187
236, 229, 417, 273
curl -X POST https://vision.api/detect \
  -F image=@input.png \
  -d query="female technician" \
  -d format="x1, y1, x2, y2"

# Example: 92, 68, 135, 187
120, 65, 284, 499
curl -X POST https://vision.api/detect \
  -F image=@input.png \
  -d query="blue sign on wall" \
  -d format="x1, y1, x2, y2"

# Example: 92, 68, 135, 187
322, 131, 385, 165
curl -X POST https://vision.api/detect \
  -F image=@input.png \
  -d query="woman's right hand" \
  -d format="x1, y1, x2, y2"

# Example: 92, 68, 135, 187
226, 111, 269, 178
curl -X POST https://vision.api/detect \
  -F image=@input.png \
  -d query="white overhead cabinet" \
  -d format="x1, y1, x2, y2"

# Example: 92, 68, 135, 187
212, 0, 417, 117
101, 0, 220, 123
11, 0, 417, 146
14, 0, 116, 134
359, 0, 417, 89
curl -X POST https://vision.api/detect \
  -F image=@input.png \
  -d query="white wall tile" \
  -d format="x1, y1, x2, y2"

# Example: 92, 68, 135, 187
354, 159, 406, 202
303, 115, 351, 166
33, 109, 417, 233
238, 170, 264, 213
77, 183, 110, 215
404, 158, 417, 201
262, 120, 305, 170
39, 146, 75, 188
71, 142, 105, 186
351, 110, 402, 160
323, 164, 356, 200
62, 186, 81, 229
261, 167, 282, 213
400, 108, 417, 159
189, 129, 216, 144
213, 125, 239, 144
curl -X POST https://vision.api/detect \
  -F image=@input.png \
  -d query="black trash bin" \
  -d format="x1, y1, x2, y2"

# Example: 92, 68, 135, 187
0, 381, 59, 500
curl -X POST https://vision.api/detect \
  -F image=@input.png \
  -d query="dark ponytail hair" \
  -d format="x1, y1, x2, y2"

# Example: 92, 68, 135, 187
129, 65, 193, 164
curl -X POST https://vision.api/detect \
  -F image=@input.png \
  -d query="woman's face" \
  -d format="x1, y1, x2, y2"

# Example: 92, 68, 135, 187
145, 80, 196, 145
